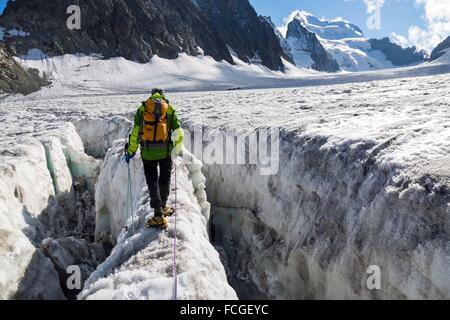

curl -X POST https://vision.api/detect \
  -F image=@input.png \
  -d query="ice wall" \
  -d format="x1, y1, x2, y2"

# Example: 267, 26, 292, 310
80, 141, 236, 300
72, 116, 131, 159
203, 129, 450, 300
0, 123, 101, 299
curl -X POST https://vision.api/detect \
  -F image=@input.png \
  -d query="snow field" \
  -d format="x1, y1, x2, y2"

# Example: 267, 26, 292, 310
16, 52, 313, 97
11, 52, 450, 100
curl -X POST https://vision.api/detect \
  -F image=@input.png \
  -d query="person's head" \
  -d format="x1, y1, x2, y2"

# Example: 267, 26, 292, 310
151, 88, 165, 96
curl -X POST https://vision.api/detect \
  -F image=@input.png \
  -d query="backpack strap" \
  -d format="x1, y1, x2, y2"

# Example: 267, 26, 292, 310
152, 100, 163, 142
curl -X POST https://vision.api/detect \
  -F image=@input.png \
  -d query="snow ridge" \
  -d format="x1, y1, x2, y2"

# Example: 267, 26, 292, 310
80, 139, 235, 300
292, 11, 364, 40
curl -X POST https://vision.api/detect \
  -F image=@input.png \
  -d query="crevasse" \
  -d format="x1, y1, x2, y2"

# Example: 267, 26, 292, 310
202, 128, 450, 299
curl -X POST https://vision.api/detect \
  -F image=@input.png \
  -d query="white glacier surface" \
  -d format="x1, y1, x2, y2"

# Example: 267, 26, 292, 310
0, 52, 449, 299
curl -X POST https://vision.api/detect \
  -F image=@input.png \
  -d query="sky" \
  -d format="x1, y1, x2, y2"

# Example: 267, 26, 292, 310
1, 0, 449, 52
249, 0, 450, 52
0, 0, 6, 15
250, 0, 423, 40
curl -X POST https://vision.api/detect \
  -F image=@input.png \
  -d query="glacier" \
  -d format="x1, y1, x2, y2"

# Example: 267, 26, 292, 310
173, 75, 450, 299
0, 51, 449, 300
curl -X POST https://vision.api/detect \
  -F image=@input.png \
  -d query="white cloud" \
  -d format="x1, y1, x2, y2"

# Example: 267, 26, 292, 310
332, 16, 351, 23
401, 0, 450, 52
416, 0, 450, 23
390, 32, 412, 48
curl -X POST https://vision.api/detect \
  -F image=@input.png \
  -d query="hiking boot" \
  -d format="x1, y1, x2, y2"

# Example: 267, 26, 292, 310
146, 216, 168, 229
162, 206, 175, 217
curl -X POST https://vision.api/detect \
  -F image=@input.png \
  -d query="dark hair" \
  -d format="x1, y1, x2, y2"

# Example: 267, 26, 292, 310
151, 88, 164, 96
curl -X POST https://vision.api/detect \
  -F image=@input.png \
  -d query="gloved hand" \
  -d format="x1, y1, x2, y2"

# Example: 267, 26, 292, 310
124, 152, 135, 164
174, 142, 184, 157
171, 128, 184, 158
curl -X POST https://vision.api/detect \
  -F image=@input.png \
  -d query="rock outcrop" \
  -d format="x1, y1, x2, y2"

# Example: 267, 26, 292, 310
0, 0, 294, 71
430, 36, 450, 62
0, 0, 233, 64
0, 42, 48, 94
369, 38, 426, 66
286, 18, 340, 72
195, 0, 293, 70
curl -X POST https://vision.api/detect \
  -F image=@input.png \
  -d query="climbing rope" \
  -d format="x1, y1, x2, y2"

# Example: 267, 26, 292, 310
126, 155, 179, 299
173, 161, 178, 300
127, 163, 135, 234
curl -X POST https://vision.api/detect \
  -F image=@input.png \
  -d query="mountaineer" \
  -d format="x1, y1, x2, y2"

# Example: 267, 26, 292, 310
124, 88, 184, 229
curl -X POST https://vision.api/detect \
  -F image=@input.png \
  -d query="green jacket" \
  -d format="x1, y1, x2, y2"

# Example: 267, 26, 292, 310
127, 93, 183, 161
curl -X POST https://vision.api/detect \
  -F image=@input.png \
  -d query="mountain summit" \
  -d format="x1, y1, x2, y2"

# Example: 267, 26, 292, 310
282, 11, 426, 72
285, 17, 339, 72
290, 11, 363, 40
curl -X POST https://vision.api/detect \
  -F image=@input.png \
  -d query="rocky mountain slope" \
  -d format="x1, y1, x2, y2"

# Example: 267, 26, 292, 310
0, 0, 235, 64
0, 42, 48, 94
0, 0, 294, 71
194, 0, 293, 70
262, 16, 295, 63
369, 37, 426, 66
430, 36, 450, 62
285, 18, 340, 72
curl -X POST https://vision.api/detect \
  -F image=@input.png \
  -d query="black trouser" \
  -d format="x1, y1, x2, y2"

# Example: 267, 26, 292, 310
142, 157, 173, 217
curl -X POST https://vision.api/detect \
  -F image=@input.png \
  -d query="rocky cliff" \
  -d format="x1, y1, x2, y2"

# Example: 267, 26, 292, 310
430, 36, 450, 61
0, 42, 48, 94
0, 0, 233, 64
286, 18, 340, 72
194, 0, 294, 70
369, 38, 426, 66
0, 0, 294, 71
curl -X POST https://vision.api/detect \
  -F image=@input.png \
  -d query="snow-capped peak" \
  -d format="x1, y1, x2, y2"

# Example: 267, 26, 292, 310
280, 10, 425, 72
290, 10, 364, 40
